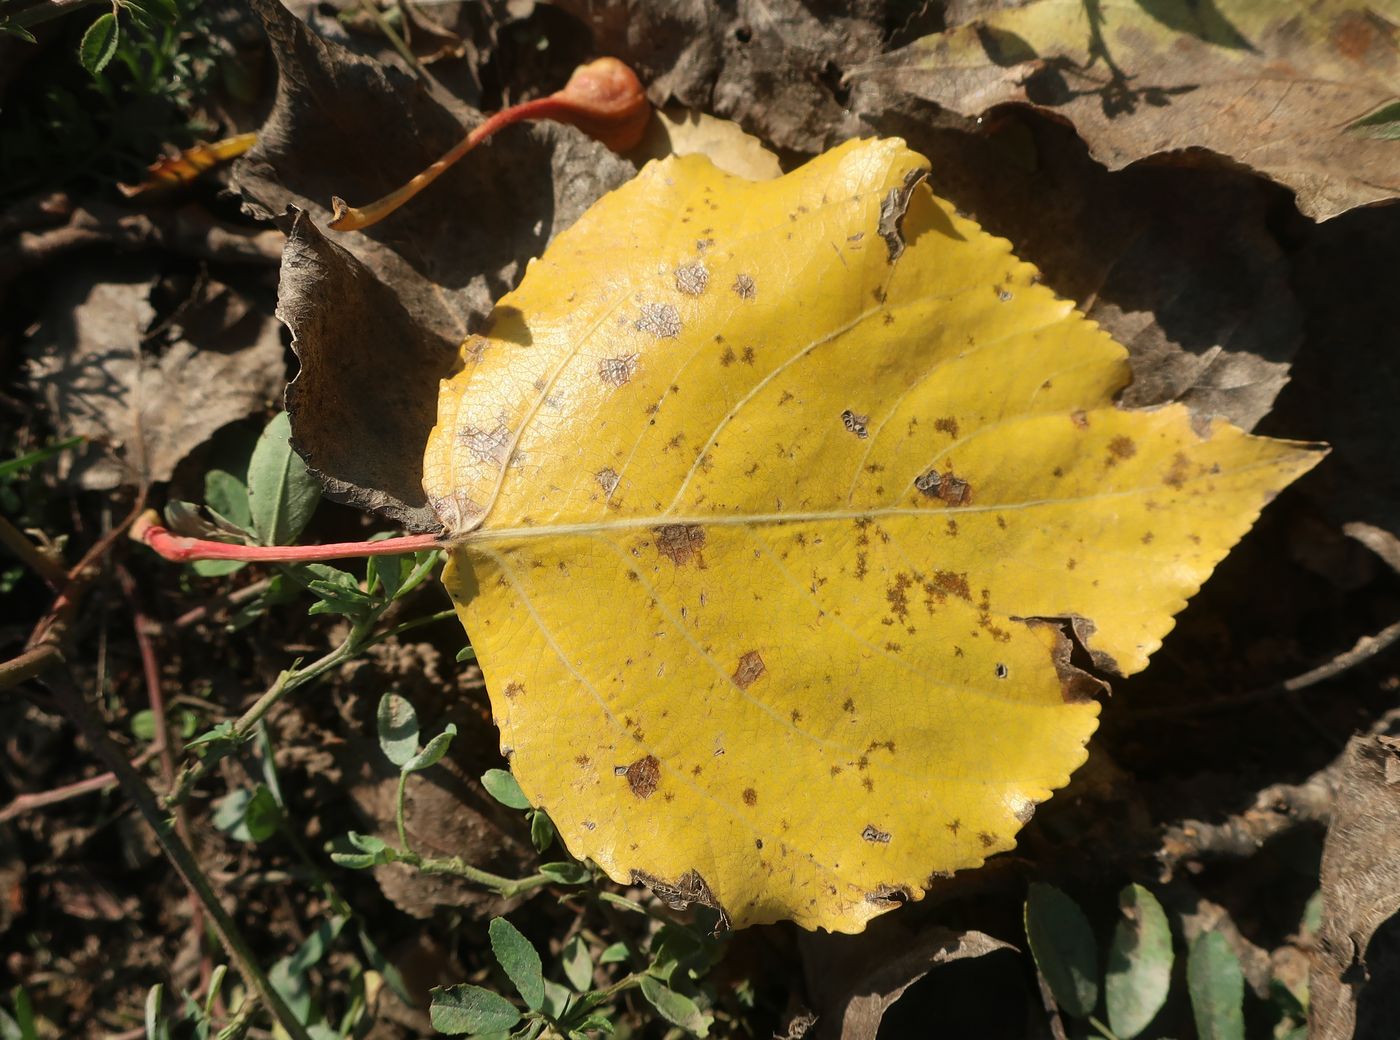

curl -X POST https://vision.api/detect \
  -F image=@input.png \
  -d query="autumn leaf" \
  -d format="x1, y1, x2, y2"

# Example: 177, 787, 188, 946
420, 137, 1322, 932
849, 0, 1400, 221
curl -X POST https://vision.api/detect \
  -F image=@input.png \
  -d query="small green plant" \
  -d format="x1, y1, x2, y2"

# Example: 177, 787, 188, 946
0, 0, 230, 202
1024, 882, 1309, 1040
331, 688, 727, 1037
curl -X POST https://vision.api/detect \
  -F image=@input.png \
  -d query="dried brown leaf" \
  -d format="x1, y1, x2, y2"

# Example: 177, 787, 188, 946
850, 0, 1400, 221
26, 266, 285, 490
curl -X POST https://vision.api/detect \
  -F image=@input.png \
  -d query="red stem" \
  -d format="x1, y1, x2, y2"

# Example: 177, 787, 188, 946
133, 511, 444, 564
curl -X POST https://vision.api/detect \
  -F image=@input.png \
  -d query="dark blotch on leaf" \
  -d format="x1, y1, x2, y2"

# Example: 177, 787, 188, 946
625, 755, 661, 798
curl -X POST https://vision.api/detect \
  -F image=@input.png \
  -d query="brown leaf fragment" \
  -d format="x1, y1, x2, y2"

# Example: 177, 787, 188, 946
26, 265, 285, 490
800, 924, 1013, 1040
1313, 727, 1400, 1039
630, 867, 730, 930
277, 211, 457, 529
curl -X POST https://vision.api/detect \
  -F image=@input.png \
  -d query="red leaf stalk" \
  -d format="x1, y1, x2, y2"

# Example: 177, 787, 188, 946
132, 511, 444, 564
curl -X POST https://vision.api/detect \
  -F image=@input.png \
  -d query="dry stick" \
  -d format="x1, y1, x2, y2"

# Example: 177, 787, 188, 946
171, 578, 273, 630
1159, 705, 1400, 874
0, 513, 67, 587
0, 739, 164, 823
117, 565, 210, 973
44, 672, 313, 1040
1130, 617, 1400, 720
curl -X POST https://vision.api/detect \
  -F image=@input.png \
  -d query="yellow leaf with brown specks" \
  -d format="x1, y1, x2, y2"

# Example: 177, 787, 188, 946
422, 137, 1323, 932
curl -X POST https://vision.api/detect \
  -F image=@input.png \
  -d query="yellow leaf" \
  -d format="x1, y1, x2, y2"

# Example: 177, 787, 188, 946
423, 138, 1323, 932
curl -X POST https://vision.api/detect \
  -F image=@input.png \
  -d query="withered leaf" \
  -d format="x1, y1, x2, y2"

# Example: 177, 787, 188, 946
27, 265, 285, 490
850, 0, 1400, 220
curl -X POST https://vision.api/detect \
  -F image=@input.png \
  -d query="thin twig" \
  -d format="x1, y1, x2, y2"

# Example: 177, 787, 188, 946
171, 578, 273, 629
0, 513, 67, 587
0, 739, 163, 823
44, 671, 313, 1040
1129, 618, 1400, 720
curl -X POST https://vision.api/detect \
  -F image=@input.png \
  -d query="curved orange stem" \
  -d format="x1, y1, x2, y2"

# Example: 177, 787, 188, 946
329, 57, 649, 232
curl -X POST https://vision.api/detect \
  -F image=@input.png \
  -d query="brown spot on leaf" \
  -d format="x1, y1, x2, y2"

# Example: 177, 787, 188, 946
636, 302, 681, 338
630, 869, 729, 929
935, 416, 959, 437
862, 824, 892, 844
841, 409, 869, 438
886, 572, 912, 621
926, 570, 972, 605
1070, 410, 1089, 430
946, 819, 961, 835
654, 524, 706, 565
595, 467, 620, 495
675, 260, 709, 295
978, 832, 997, 848
1022, 617, 1111, 703
866, 884, 911, 906
732, 273, 756, 299
1164, 451, 1192, 489
460, 423, 511, 466
719, 345, 736, 366
599, 354, 638, 386
742, 787, 758, 806
733, 650, 766, 689
842, 697, 855, 713
624, 755, 660, 798
1108, 435, 1137, 462
741, 346, 755, 364
575, 754, 590, 766
878, 166, 928, 261
914, 469, 972, 506
503, 681, 524, 699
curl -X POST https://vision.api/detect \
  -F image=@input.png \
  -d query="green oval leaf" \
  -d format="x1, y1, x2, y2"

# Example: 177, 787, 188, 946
376, 692, 419, 768
78, 12, 119, 75
639, 977, 710, 1037
561, 934, 593, 992
429, 984, 521, 1035
1187, 931, 1245, 1040
481, 768, 530, 809
247, 412, 321, 546
538, 861, 591, 886
1024, 882, 1099, 1019
404, 724, 456, 773
488, 918, 545, 1011
242, 785, 281, 843
1105, 884, 1173, 1039
530, 809, 556, 852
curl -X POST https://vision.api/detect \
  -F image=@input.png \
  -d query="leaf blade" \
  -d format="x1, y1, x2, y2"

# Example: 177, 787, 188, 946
1104, 883, 1173, 1039
1025, 883, 1099, 1019
487, 919, 545, 1011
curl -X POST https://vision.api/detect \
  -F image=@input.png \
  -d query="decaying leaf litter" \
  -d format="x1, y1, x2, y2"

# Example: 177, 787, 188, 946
2, 0, 1399, 1037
